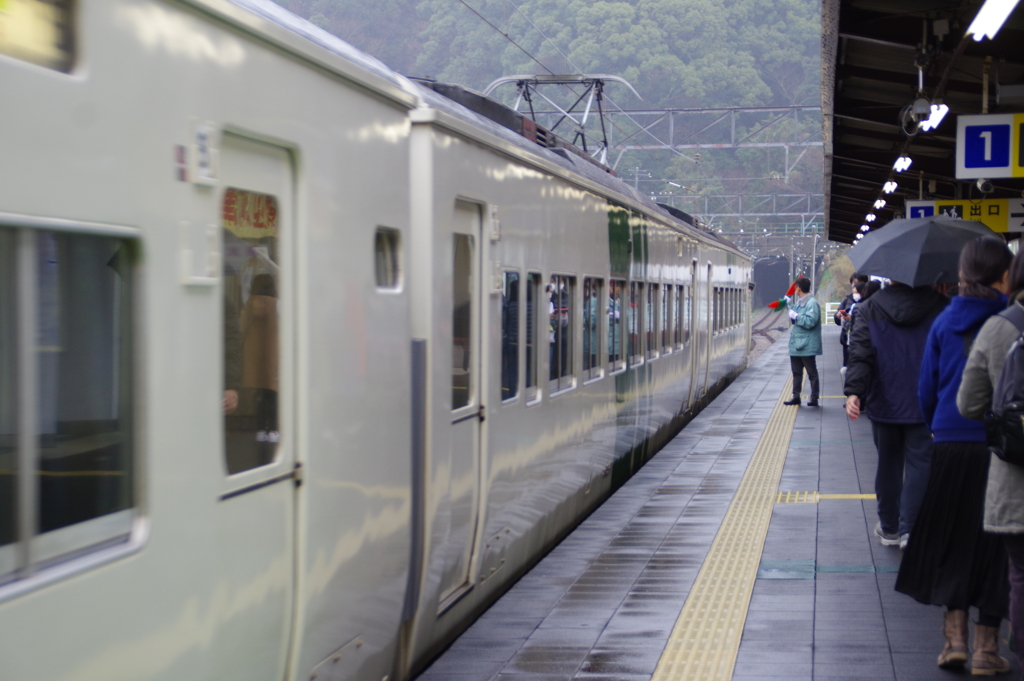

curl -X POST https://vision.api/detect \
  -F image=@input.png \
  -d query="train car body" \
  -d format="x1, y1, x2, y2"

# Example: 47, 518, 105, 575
0, 2, 751, 680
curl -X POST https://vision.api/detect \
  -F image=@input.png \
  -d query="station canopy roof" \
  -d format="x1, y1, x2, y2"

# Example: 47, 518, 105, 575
823, 0, 1024, 243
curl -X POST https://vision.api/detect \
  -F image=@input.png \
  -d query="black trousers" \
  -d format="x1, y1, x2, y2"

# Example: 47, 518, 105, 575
790, 356, 819, 399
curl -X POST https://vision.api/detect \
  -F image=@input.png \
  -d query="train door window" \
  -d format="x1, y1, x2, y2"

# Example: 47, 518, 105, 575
501, 271, 520, 401
645, 284, 658, 359
525, 273, 541, 403
661, 284, 671, 353
711, 287, 717, 333
222, 188, 283, 474
0, 227, 136, 581
673, 286, 681, 348
608, 279, 625, 373
548, 275, 575, 393
451, 234, 474, 410
582, 277, 602, 381
628, 282, 642, 366
685, 285, 693, 344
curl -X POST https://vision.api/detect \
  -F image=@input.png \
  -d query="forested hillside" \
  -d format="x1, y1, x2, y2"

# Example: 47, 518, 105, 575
272, 0, 823, 225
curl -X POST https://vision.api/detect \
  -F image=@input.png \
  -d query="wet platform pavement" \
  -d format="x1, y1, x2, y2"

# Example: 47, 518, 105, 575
418, 325, 1022, 681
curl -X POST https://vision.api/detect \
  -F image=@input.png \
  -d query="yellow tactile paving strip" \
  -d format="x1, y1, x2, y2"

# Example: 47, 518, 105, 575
651, 377, 797, 681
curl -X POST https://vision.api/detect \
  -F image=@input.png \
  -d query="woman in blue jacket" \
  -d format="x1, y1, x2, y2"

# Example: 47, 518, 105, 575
783, 276, 822, 406
896, 237, 1012, 674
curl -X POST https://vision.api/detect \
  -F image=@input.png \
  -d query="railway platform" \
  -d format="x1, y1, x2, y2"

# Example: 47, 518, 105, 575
417, 324, 1022, 681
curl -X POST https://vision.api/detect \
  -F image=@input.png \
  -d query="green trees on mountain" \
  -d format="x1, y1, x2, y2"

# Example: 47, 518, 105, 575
272, 0, 823, 220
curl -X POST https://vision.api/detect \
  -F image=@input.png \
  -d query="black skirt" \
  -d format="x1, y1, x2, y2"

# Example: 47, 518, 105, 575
895, 441, 1010, 617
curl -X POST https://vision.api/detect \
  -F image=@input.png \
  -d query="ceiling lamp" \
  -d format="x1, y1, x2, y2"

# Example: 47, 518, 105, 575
883, 181, 898, 194
866, 214, 877, 222
861, 225, 870, 231
918, 104, 950, 132
856, 233, 865, 240
874, 199, 886, 209
894, 157, 913, 173
967, 0, 1022, 41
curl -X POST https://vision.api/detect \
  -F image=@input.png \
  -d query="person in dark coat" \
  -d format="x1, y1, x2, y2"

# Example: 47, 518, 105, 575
835, 272, 869, 370
896, 237, 1012, 674
844, 279, 948, 548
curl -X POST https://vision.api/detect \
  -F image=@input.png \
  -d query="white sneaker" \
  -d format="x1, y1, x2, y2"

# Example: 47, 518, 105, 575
874, 521, 900, 546
899, 534, 909, 550
840, 366, 847, 379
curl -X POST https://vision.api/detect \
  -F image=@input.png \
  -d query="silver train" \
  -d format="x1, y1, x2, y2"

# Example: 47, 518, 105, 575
0, 2, 751, 679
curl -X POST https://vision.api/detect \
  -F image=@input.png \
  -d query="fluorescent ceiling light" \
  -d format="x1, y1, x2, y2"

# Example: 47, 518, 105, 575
967, 0, 1022, 40
883, 181, 898, 194
918, 104, 950, 132
866, 214, 877, 222
874, 199, 886, 209
893, 157, 913, 173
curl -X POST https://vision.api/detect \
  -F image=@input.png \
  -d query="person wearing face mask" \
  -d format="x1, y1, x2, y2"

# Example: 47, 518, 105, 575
836, 273, 869, 374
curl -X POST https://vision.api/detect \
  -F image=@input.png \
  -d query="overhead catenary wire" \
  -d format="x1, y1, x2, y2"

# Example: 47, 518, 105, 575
455, 0, 555, 76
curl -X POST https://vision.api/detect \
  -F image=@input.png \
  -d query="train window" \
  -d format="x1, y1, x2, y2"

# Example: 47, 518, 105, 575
0, 0, 75, 73
582, 277, 602, 381
222, 189, 282, 474
525, 273, 541, 402
628, 282, 642, 366
451, 234, 474, 410
608, 279, 625, 373
374, 228, 401, 289
0, 230, 15, 572
548, 275, 575, 392
661, 285, 671, 353
0, 227, 136, 579
645, 284, 657, 359
501, 271, 519, 401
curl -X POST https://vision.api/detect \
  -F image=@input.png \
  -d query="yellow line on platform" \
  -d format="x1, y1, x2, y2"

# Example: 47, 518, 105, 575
775, 491, 877, 503
652, 377, 796, 681
818, 493, 875, 500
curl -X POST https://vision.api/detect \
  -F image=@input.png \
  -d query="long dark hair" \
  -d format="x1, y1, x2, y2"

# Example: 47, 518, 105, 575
959, 237, 1011, 299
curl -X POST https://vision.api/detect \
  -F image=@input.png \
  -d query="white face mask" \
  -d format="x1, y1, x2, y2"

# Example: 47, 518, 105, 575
853, 292, 862, 301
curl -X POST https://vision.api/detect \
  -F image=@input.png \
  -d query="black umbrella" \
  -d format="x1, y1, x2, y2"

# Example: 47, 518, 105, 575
847, 217, 997, 286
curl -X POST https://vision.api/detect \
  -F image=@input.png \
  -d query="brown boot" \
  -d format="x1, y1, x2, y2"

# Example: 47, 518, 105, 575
971, 623, 1010, 676
938, 610, 969, 669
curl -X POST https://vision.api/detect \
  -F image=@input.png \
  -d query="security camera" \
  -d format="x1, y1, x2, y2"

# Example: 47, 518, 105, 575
976, 178, 994, 194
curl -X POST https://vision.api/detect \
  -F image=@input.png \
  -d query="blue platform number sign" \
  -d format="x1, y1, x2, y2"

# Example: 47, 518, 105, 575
910, 205, 934, 219
964, 124, 1011, 168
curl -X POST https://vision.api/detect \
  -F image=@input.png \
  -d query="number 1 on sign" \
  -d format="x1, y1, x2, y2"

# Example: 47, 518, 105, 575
981, 130, 993, 162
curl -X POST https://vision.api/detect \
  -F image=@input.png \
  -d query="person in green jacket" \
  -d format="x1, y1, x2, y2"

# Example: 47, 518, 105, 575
784, 276, 822, 407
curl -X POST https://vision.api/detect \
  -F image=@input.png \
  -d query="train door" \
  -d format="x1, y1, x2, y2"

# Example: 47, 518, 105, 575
686, 259, 698, 405
213, 133, 295, 679
702, 262, 713, 395
437, 200, 483, 610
